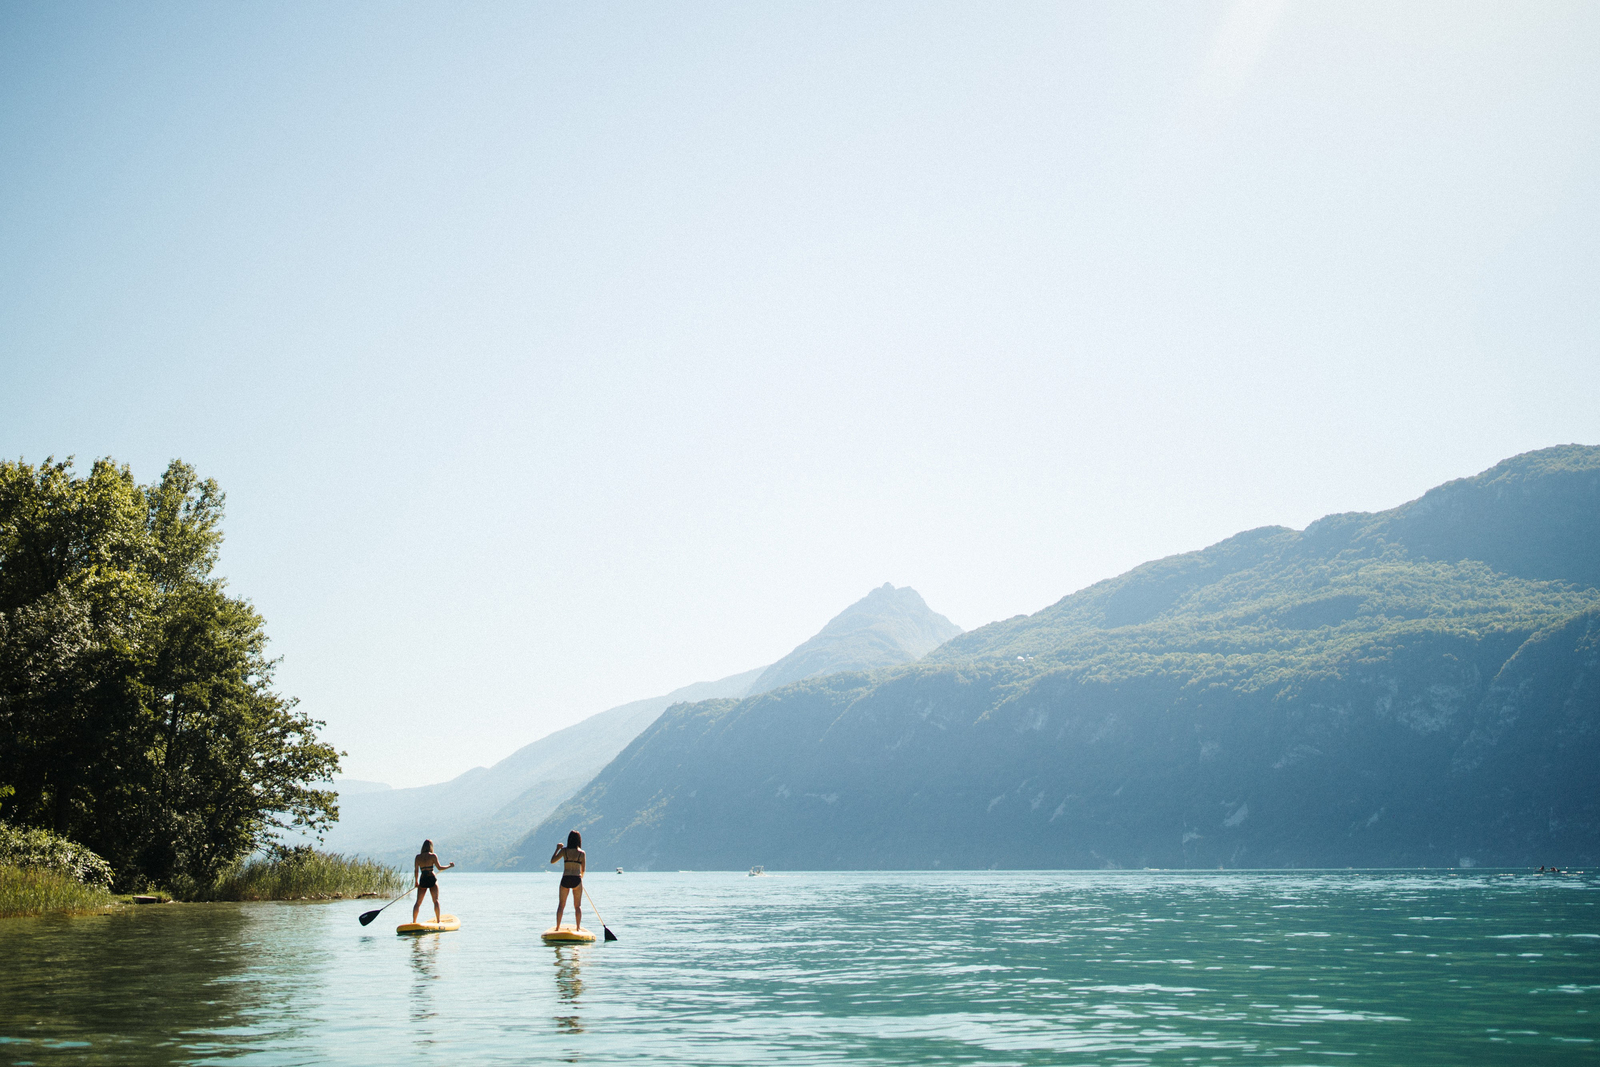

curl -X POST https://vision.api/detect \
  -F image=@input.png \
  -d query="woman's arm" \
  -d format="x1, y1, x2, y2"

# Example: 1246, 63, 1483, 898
413, 861, 419, 887
579, 851, 586, 875
549, 844, 565, 864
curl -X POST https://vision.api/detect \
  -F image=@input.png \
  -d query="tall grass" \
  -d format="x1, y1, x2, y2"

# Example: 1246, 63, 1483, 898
0, 865, 114, 918
0, 821, 114, 887
205, 848, 407, 901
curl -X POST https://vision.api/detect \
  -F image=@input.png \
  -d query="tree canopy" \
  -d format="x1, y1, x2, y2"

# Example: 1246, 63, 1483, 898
0, 457, 339, 890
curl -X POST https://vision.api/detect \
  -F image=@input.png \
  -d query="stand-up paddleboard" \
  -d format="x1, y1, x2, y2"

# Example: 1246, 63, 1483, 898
541, 925, 597, 944
398, 914, 461, 934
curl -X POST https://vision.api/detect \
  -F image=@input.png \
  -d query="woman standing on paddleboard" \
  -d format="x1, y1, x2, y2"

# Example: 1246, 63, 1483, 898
549, 830, 586, 929
412, 839, 456, 925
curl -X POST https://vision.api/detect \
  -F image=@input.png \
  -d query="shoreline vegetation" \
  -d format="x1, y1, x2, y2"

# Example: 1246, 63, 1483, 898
0, 831, 410, 918
0, 865, 114, 918
198, 847, 407, 902
0, 816, 115, 917
1, 841, 405, 918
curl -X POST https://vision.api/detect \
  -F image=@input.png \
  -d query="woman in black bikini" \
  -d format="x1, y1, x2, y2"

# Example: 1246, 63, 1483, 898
412, 839, 456, 924
549, 830, 586, 930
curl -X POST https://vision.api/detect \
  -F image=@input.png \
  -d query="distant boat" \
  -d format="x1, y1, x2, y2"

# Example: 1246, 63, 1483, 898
749, 865, 764, 877
616, 867, 623, 874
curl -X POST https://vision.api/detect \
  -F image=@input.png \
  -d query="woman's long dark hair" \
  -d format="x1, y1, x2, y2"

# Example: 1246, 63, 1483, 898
421, 839, 434, 853
566, 829, 582, 849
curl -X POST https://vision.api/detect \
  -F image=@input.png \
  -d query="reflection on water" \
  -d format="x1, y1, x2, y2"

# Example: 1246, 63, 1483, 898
407, 934, 443, 1026
1, 871, 1597, 1065
554, 945, 586, 1034
0, 903, 256, 1066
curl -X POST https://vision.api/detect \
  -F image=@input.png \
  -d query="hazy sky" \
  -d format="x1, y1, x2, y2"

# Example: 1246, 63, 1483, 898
3, 2, 1596, 787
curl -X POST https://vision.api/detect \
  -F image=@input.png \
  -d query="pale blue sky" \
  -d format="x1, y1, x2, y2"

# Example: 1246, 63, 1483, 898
3, 2, 1597, 785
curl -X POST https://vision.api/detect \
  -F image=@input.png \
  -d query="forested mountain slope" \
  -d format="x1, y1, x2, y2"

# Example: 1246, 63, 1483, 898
518, 446, 1600, 870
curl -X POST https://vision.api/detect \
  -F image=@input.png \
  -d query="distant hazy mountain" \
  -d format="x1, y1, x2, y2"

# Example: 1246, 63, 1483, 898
747, 584, 961, 695
325, 582, 962, 870
319, 667, 763, 869
331, 778, 392, 795
521, 445, 1600, 870
496, 583, 963, 869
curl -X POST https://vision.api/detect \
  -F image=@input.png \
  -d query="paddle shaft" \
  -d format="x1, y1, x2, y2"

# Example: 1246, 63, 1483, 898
582, 886, 618, 940
580, 887, 607, 927
358, 888, 412, 925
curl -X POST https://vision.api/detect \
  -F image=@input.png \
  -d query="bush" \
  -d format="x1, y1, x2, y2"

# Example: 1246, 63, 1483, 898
0, 865, 113, 918
200, 846, 406, 901
0, 821, 115, 888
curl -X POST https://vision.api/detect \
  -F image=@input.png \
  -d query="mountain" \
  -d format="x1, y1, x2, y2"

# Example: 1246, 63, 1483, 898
325, 583, 961, 869
331, 778, 392, 795
495, 583, 962, 868
746, 584, 961, 694
319, 667, 763, 869
519, 445, 1600, 870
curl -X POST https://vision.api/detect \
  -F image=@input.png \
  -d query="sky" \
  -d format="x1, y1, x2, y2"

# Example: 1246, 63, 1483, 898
2, 1, 1597, 788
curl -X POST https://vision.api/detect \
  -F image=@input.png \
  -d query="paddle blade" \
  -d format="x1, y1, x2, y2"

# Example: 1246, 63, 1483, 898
358, 909, 381, 926
603, 925, 618, 942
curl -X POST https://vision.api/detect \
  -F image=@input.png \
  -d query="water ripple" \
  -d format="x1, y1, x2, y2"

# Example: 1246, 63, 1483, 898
1, 870, 1597, 1065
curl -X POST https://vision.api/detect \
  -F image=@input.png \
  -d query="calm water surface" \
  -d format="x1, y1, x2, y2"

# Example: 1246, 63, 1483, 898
3, 870, 1597, 1065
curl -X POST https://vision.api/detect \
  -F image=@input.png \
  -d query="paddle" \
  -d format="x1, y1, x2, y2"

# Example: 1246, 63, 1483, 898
583, 886, 619, 941
358, 888, 412, 927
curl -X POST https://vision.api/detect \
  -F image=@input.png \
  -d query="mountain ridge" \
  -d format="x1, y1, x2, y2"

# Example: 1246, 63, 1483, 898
517, 445, 1600, 871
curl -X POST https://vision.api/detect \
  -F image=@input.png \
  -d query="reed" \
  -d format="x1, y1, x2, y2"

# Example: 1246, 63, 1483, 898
205, 848, 407, 901
0, 865, 114, 918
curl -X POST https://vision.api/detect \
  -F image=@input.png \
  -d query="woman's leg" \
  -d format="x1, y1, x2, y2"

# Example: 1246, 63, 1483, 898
412, 885, 425, 922
429, 884, 441, 923
556, 884, 571, 927
573, 885, 582, 930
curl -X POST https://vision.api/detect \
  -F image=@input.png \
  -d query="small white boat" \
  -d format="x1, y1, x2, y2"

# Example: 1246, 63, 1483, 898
748, 865, 764, 877
616, 867, 624, 874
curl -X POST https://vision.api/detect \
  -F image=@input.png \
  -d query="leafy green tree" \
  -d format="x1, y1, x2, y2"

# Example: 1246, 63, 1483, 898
0, 457, 339, 889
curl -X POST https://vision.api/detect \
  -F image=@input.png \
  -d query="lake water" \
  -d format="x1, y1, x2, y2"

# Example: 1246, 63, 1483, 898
3, 870, 1597, 1065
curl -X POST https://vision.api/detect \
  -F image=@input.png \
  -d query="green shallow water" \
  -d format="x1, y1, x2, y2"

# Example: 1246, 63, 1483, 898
3, 870, 1597, 1065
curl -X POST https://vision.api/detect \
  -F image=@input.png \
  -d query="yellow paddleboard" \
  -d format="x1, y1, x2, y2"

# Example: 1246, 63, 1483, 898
541, 925, 596, 943
397, 913, 460, 934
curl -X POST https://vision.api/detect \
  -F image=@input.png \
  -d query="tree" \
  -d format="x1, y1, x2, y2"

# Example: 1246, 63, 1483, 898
0, 457, 339, 889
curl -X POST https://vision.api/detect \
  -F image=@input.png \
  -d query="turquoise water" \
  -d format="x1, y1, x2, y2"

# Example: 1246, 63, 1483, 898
3, 870, 1597, 1065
